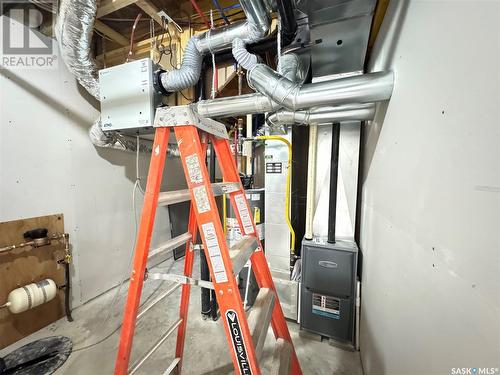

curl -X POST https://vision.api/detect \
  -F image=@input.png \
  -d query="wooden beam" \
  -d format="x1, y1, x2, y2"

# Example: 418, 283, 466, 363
96, 0, 138, 18
135, 0, 180, 41
94, 20, 129, 46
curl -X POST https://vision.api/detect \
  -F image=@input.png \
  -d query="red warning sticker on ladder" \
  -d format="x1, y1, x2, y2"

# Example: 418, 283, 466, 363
201, 222, 228, 283
234, 194, 255, 235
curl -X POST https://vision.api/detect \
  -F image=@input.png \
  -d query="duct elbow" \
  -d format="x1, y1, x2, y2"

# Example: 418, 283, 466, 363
232, 38, 259, 70
248, 63, 301, 109
159, 38, 203, 92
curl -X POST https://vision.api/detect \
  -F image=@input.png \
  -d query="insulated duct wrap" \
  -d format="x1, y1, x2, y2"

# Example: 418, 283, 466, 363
55, 0, 179, 155
55, 0, 100, 99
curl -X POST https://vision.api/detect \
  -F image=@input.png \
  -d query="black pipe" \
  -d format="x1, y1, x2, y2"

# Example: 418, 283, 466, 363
64, 262, 73, 322
200, 249, 212, 318
276, 0, 297, 43
196, 77, 212, 319
327, 124, 340, 244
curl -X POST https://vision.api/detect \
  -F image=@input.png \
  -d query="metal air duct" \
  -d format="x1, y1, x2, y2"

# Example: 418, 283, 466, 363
267, 103, 376, 126
247, 64, 394, 111
160, 0, 271, 92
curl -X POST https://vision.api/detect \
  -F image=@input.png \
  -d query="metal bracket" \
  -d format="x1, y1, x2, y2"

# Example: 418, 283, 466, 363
154, 105, 228, 139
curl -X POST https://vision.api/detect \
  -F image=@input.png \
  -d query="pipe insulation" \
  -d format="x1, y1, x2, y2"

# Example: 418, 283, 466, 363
160, 0, 271, 92
55, 0, 100, 99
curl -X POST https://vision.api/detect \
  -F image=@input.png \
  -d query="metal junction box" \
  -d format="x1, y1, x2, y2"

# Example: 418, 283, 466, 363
300, 238, 358, 344
99, 58, 162, 133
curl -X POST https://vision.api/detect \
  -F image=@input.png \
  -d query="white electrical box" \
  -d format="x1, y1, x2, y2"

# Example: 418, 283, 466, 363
99, 58, 162, 133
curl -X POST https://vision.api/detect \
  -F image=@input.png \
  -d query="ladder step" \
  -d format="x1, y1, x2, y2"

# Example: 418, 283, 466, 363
128, 318, 183, 375
148, 272, 214, 290
247, 288, 276, 359
137, 283, 181, 320
229, 236, 259, 276
270, 338, 292, 375
162, 357, 181, 375
148, 232, 191, 259
158, 182, 240, 206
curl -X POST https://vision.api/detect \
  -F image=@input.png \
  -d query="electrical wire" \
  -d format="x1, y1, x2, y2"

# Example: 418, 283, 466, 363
72, 137, 145, 352
212, 0, 230, 25
189, 0, 211, 29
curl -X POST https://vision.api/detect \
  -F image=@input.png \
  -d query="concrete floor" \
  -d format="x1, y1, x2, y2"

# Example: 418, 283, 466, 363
1, 252, 364, 374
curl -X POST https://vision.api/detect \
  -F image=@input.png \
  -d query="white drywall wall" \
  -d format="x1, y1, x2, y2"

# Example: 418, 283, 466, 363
0, 16, 181, 307
359, 1, 500, 374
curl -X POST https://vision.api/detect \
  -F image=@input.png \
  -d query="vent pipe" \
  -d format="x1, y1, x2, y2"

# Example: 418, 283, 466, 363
160, 0, 271, 92
247, 64, 394, 111
267, 103, 376, 126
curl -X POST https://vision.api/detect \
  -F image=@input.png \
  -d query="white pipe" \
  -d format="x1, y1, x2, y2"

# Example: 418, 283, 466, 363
304, 125, 317, 239
355, 279, 361, 350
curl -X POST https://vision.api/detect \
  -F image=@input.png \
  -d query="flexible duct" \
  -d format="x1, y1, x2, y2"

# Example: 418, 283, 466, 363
55, 0, 100, 99
267, 103, 376, 126
56, 0, 178, 154
232, 38, 259, 71
196, 50, 305, 118
160, 0, 270, 92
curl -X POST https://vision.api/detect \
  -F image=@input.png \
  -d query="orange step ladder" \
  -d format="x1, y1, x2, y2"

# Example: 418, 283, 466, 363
114, 106, 302, 375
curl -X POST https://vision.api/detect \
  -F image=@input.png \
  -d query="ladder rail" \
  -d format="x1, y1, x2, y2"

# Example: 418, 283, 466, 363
212, 135, 303, 375
114, 127, 172, 375
175, 137, 208, 373
113, 124, 302, 375
174, 126, 263, 375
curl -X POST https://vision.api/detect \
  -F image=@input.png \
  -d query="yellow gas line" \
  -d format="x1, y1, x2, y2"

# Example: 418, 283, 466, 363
256, 136, 295, 254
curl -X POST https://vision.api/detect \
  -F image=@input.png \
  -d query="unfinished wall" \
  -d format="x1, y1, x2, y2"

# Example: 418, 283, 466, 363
359, 1, 500, 374
0, 16, 178, 307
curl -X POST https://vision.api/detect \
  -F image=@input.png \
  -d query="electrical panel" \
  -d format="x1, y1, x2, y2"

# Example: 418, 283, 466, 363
99, 58, 162, 133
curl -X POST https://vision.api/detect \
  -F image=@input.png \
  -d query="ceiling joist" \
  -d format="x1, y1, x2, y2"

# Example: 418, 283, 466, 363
96, 0, 138, 18
94, 20, 129, 46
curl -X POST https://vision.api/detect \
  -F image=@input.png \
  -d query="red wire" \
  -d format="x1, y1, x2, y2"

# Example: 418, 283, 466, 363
189, 0, 211, 29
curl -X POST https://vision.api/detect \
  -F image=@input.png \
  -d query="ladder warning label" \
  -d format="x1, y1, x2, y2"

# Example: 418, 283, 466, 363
201, 222, 228, 283
225, 309, 252, 375
185, 154, 203, 184
234, 194, 255, 235
193, 186, 210, 213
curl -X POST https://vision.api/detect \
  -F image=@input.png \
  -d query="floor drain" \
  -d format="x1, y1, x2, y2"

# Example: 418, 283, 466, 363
1, 336, 72, 375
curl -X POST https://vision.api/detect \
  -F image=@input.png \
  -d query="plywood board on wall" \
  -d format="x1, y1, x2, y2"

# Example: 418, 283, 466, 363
0, 214, 66, 349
